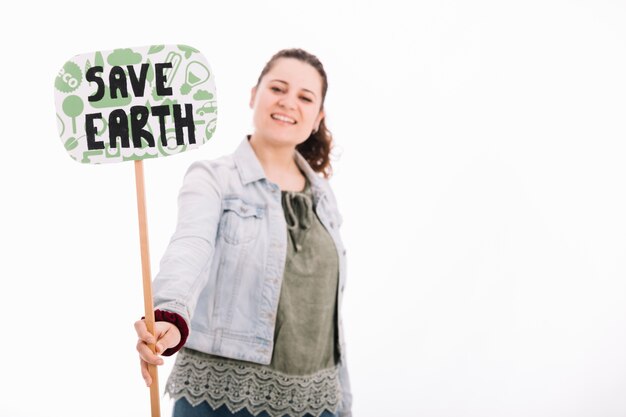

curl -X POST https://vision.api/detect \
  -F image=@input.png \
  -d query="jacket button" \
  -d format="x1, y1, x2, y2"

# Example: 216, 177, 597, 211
330, 221, 335, 228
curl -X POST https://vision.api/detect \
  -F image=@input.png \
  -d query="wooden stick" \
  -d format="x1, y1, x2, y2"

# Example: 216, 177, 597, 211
134, 160, 161, 417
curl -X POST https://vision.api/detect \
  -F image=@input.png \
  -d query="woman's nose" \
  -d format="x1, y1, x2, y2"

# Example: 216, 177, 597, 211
278, 95, 296, 109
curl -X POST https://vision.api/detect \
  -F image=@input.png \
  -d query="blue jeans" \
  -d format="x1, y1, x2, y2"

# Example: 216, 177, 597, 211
172, 397, 337, 417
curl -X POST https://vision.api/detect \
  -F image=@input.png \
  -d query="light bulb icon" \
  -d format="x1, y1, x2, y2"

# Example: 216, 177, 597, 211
180, 61, 210, 95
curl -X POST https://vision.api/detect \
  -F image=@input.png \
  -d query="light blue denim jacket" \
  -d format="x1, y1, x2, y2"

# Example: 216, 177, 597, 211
153, 136, 352, 416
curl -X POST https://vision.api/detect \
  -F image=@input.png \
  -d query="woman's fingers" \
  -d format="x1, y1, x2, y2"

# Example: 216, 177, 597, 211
134, 319, 156, 345
136, 338, 164, 365
134, 319, 182, 386
140, 357, 152, 387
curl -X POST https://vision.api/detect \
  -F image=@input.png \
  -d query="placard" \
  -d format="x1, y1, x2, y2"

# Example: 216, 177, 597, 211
54, 44, 217, 164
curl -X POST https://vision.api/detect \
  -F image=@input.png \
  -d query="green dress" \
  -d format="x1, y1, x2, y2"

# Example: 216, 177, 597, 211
165, 179, 341, 417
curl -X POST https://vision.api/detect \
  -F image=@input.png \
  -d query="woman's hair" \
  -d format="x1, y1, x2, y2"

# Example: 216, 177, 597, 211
256, 48, 333, 178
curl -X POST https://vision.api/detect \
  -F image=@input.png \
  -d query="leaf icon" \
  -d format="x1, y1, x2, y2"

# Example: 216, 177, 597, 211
95, 51, 104, 68
64, 136, 81, 151
148, 45, 165, 54
178, 45, 199, 59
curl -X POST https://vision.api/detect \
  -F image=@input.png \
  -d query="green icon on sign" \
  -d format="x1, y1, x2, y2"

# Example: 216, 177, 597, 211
181, 61, 209, 95
55, 61, 82, 93
62, 95, 84, 134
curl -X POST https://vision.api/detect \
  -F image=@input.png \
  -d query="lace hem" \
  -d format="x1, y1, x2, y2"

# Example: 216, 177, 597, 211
165, 348, 341, 417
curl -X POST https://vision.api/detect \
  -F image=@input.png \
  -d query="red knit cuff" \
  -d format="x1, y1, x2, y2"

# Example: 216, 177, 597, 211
150, 310, 189, 356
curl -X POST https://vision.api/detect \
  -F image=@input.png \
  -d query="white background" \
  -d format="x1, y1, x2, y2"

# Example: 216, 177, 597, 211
1, 1, 626, 416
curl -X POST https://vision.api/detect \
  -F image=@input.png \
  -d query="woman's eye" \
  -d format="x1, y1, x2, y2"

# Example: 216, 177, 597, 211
270, 86, 283, 93
300, 96, 312, 103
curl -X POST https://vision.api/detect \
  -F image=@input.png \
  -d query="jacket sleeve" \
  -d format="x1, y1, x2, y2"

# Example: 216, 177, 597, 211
152, 161, 222, 329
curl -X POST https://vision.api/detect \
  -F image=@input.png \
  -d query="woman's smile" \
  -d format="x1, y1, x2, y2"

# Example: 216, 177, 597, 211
271, 113, 297, 125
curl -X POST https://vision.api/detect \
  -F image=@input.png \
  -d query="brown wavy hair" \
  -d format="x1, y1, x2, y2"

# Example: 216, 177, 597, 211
256, 48, 333, 178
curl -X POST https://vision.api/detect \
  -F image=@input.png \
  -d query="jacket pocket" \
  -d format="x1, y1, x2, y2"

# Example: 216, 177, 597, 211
218, 198, 265, 245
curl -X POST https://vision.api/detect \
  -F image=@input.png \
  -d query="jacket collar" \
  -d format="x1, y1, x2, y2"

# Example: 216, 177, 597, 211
233, 136, 327, 201
233, 136, 266, 185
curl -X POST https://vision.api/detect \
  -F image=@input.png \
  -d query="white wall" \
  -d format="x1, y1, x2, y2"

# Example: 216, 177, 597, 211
2, 1, 626, 416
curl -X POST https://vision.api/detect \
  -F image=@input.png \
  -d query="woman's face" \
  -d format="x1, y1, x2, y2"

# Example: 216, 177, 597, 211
250, 57, 325, 147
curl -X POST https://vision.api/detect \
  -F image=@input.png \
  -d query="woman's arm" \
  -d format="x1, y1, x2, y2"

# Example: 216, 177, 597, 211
152, 160, 223, 327
134, 161, 222, 384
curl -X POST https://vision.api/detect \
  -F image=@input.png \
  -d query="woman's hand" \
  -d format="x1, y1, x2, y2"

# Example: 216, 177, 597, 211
134, 319, 181, 386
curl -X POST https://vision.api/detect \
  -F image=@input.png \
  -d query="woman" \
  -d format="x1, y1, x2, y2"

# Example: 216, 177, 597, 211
135, 48, 351, 417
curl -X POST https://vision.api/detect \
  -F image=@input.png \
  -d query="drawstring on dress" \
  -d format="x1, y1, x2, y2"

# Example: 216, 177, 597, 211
281, 183, 313, 252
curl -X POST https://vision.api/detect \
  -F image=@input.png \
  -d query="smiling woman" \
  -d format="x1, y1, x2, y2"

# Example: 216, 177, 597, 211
250, 49, 334, 184
134, 49, 352, 417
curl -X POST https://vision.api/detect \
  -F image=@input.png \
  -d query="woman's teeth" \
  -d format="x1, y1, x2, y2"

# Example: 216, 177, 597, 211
272, 114, 296, 124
